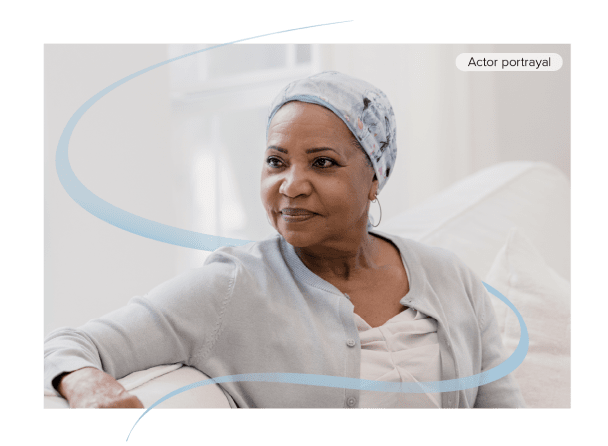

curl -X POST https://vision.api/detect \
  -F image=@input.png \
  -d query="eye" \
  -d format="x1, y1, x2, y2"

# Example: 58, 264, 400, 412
266, 156, 284, 168
313, 157, 337, 168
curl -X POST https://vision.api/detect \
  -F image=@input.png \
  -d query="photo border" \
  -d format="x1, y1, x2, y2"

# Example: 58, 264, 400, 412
16, 0, 588, 445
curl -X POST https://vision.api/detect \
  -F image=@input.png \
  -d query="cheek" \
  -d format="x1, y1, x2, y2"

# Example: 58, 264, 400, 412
323, 180, 368, 220
260, 173, 279, 208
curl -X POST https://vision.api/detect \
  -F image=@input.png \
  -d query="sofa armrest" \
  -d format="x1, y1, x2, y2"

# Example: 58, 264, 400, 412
44, 365, 231, 409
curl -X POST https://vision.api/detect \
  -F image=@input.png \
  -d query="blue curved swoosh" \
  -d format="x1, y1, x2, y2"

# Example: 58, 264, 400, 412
56, 21, 352, 251
126, 281, 528, 440
52, 21, 528, 440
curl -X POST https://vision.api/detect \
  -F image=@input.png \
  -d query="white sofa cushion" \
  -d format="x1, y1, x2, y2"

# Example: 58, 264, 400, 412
485, 228, 571, 408
382, 161, 570, 280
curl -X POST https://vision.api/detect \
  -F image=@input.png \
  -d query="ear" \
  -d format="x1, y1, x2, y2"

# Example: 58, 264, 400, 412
368, 175, 379, 201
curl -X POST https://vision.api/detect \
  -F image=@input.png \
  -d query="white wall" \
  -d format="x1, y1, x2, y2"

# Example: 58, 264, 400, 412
318, 44, 570, 217
470, 44, 570, 176
45, 45, 181, 335
45, 44, 570, 335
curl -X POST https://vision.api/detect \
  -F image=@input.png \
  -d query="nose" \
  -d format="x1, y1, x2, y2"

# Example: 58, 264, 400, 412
279, 165, 312, 198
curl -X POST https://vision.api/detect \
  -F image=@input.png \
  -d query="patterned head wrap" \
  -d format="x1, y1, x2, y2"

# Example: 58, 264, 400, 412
266, 71, 397, 192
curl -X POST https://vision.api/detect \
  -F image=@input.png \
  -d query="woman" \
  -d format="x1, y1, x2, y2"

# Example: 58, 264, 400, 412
45, 71, 525, 408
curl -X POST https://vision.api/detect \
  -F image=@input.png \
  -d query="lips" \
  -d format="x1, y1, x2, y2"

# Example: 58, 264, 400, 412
280, 208, 315, 216
281, 208, 318, 224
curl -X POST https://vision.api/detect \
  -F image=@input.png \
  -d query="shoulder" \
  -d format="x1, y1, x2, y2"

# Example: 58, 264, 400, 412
197, 234, 289, 290
204, 234, 284, 272
373, 229, 482, 300
374, 229, 465, 271
145, 235, 283, 297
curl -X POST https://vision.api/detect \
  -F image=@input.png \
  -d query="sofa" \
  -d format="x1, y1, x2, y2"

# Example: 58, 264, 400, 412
45, 161, 571, 409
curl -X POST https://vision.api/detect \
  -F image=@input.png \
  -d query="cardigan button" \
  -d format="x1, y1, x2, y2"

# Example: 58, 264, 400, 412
347, 397, 356, 407
346, 339, 356, 347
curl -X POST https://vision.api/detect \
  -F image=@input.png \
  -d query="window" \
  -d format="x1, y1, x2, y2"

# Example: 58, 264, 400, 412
168, 44, 319, 265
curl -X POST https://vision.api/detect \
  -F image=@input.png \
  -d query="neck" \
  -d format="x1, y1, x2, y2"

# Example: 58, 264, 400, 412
294, 229, 381, 281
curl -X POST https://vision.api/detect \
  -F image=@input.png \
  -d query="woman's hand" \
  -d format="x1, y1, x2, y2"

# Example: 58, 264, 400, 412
57, 367, 144, 408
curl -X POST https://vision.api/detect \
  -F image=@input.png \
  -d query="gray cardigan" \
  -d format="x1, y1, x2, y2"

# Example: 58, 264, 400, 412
44, 230, 525, 408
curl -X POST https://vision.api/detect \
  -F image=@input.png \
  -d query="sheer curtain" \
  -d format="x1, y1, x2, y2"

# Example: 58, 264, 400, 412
168, 44, 320, 270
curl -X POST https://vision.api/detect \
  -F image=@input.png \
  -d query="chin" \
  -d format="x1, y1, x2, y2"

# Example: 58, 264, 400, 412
273, 215, 324, 247
277, 228, 322, 248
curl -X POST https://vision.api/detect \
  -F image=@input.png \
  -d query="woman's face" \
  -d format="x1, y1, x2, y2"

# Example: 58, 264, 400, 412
261, 101, 378, 249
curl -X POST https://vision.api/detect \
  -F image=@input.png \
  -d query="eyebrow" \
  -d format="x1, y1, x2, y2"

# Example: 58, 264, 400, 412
267, 145, 339, 155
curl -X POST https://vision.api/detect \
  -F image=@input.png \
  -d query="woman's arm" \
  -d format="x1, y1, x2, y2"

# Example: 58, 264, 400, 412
44, 259, 236, 407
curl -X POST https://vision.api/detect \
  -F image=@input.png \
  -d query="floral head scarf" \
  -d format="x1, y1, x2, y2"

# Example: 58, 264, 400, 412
266, 71, 397, 192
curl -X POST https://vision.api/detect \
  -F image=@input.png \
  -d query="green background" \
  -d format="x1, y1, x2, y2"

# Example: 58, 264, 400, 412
7, 0, 592, 445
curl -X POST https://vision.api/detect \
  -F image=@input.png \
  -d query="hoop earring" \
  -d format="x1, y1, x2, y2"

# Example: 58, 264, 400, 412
369, 197, 382, 228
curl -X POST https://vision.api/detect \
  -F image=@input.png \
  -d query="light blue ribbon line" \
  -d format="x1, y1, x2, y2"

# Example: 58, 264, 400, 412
56, 20, 352, 251
50, 20, 528, 440
126, 282, 528, 441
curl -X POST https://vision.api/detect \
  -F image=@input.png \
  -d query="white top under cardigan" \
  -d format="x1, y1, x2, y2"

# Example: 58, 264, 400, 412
44, 230, 525, 408
355, 307, 442, 408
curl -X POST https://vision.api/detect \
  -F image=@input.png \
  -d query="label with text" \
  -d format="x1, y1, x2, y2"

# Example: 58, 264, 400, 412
456, 53, 563, 71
